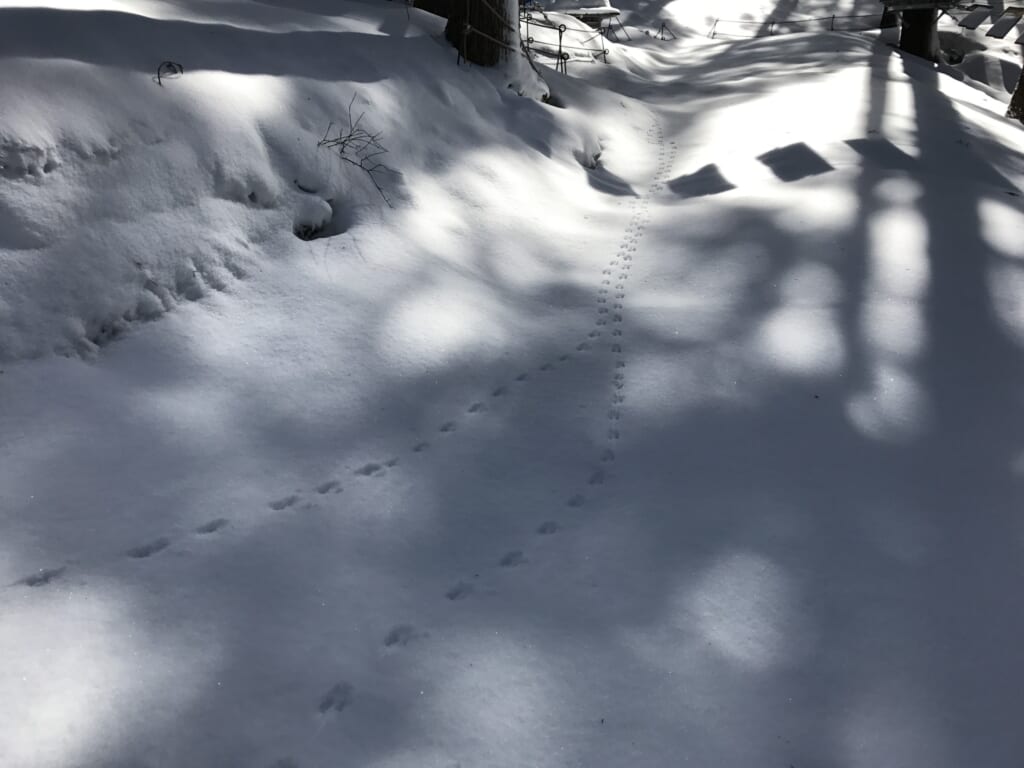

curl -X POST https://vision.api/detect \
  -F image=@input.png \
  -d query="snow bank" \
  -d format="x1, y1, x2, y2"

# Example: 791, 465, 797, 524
0, 1, 599, 361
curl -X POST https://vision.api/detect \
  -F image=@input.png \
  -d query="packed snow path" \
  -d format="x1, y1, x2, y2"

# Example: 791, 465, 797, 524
3, 3, 1024, 767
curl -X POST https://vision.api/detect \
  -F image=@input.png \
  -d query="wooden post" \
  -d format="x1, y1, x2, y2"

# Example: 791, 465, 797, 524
445, 0, 511, 66
1008, 49, 1024, 123
899, 8, 940, 61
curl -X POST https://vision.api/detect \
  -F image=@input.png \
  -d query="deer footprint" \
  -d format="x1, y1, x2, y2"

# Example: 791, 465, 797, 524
195, 518, 229, 534
269, 494, 300, 510
499, 550, 527, 567
383, 624, 426, 647
127, 538, 170, 559
318, 682, 354, 714
445, 581, 474, 601
18, 567, 65, 587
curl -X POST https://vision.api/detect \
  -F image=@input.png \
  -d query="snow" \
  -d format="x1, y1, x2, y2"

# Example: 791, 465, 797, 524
2, 1, 1024, 766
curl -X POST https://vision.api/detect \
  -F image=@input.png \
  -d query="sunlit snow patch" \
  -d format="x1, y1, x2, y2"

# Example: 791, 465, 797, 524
687, 550, 813, 670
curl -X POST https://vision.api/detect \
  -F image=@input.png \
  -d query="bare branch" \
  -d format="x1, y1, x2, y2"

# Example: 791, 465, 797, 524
317, 97, 399, 207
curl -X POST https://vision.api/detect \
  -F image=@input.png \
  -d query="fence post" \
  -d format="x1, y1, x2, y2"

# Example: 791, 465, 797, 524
830, 14, 835, 30
615, 16, 631, 40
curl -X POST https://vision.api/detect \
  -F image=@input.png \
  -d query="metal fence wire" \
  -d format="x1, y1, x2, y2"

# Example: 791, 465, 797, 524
461, 2, 892, 71
455, 0, 608, 69
520, 9, 610, 69
708, 12, 890, 39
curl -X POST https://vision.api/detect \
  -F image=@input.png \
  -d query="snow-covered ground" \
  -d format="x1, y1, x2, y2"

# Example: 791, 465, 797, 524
2, 1, 1024, 766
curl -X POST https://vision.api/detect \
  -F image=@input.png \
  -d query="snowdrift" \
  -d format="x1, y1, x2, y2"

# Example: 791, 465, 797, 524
0, 2, 612, 362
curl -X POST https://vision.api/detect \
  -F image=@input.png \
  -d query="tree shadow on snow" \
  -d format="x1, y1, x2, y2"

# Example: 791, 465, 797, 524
3, 22, 1024, 768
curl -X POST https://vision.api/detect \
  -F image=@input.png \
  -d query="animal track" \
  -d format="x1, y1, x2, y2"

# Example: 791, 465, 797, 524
445, 581, 474, 600
127, 537, 170, 559
383, 624, 425, 647
499, 550, 527, 567
269, 494, 300, 509
316, 480, 342, 494
354, 463, 383, 477
195, 518, 229, 534
413, 441, 430, 452
392, 122, 655, 660
18, 567, 65, 587
318, 682, 354, 714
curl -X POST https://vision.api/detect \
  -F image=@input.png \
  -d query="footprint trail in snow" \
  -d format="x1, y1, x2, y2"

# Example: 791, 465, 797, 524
442, 119, 672, 596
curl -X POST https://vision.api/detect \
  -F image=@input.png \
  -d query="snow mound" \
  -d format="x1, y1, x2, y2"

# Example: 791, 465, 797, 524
0, 2, 585, 361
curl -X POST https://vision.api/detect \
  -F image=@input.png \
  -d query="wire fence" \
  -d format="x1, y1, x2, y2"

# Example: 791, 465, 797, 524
520, 9, 611, 70
456, 1, 895, 72
708, 12, 893, 39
